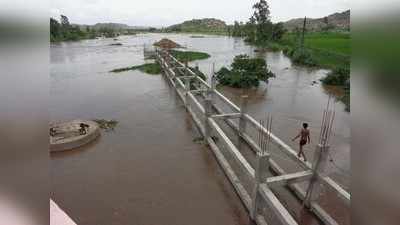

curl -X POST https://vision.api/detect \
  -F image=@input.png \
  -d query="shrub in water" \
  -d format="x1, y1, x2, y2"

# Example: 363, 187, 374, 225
321, 67, 350, 86
216, 55, 274, 88
291, 48, 316, 66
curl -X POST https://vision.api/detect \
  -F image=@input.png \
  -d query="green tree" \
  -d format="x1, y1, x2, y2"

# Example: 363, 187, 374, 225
271, 22, 286, 41
50, 14, 95, 42
243, 16, 257, 42
216, 54, 274, 88
60, 15, 70, 27
60, 15, 71, 38
232, 21, 241, 36
252, 0, 273, 41
50, 18, 61, 41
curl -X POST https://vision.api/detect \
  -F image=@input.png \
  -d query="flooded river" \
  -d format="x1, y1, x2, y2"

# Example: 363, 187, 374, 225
51, 33, 350, 225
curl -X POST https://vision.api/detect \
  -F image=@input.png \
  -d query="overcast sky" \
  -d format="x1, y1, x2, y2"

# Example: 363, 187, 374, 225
50, 0, 350, 27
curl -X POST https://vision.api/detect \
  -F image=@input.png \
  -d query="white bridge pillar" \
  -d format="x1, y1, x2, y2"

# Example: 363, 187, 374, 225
204, 98, 212, 139
238, 95, 248, 146
305, 144, 330, 207
251, 151, 270, 220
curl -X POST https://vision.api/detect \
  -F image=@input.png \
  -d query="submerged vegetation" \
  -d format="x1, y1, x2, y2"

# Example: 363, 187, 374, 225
110, 49, 210, 75
110, 63, 161, 74
170, 50, 211, 62
216, 54, 274, 88
283, 47, 316, 66
321, 67, 350, 86
321, 67, 350, 111
93, 119, 118, 131
190, 35, 206, 38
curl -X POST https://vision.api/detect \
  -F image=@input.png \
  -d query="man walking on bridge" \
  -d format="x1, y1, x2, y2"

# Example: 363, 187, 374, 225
292, 123, 310, 161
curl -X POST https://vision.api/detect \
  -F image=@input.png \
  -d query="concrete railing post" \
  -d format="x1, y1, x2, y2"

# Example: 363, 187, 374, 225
166, 51, 171, 67
184, 61, 191, 109
251, 152, 270, 220
210, 69, 216, 101
238, 95, 248, 145
204, 98, 212, 139
305, 144, 330, 207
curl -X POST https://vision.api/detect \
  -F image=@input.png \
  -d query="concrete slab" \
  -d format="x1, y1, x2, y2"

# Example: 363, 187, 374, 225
50, 120, 100, 152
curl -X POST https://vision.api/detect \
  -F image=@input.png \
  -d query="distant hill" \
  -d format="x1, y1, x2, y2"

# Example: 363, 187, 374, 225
73, 23, 152, 31
167, 18, 228, 33
283, 10, 350, 32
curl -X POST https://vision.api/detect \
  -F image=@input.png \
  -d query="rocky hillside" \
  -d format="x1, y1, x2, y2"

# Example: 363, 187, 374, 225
283, 10, 350, 32
167, 18, 227, 33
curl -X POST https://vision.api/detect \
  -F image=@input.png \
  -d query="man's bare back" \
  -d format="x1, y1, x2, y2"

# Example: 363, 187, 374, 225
292, 123, 310, 161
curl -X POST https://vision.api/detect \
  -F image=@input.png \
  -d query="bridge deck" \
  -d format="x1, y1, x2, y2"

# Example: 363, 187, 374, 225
155, 49, 350, 225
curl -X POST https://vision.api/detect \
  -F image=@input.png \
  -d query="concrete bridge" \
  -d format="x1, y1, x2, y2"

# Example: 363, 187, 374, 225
155, 49, 350, 225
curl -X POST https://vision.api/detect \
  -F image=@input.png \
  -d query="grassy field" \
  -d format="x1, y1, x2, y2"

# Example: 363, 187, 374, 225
304, 32, 350, 55
277, 32, 350, 69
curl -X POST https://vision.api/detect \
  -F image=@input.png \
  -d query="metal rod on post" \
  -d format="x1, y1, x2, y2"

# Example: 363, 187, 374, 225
301, 17, 307, 50
204, 98, 212, 139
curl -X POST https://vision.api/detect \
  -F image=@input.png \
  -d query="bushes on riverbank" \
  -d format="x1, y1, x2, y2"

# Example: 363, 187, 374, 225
283, 47, 316, 66
321, 67, 350, 86
216, 55, 274, 88
321, 67, 350, 111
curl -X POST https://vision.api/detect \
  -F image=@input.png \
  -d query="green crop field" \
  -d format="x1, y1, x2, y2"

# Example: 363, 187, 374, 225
279, 32, 350, 69
304, 32, 350, 55
281, 32, 350, 55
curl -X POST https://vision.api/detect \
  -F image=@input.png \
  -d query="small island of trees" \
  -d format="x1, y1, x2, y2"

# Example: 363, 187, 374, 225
216, 55, 274, 88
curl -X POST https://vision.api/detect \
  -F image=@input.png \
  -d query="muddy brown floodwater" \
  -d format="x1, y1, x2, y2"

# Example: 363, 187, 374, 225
51, 33, 350, 225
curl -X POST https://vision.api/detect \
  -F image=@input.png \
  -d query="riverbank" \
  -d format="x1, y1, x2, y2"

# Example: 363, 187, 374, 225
165, 31, 350, 70
250, 32, 350, 69
248, 32, 350, 110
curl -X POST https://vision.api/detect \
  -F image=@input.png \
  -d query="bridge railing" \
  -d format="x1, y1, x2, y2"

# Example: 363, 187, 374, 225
155, 49, 350, 225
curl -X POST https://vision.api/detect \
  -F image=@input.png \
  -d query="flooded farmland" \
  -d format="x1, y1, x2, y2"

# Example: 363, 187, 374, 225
51, 33, 350, 225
